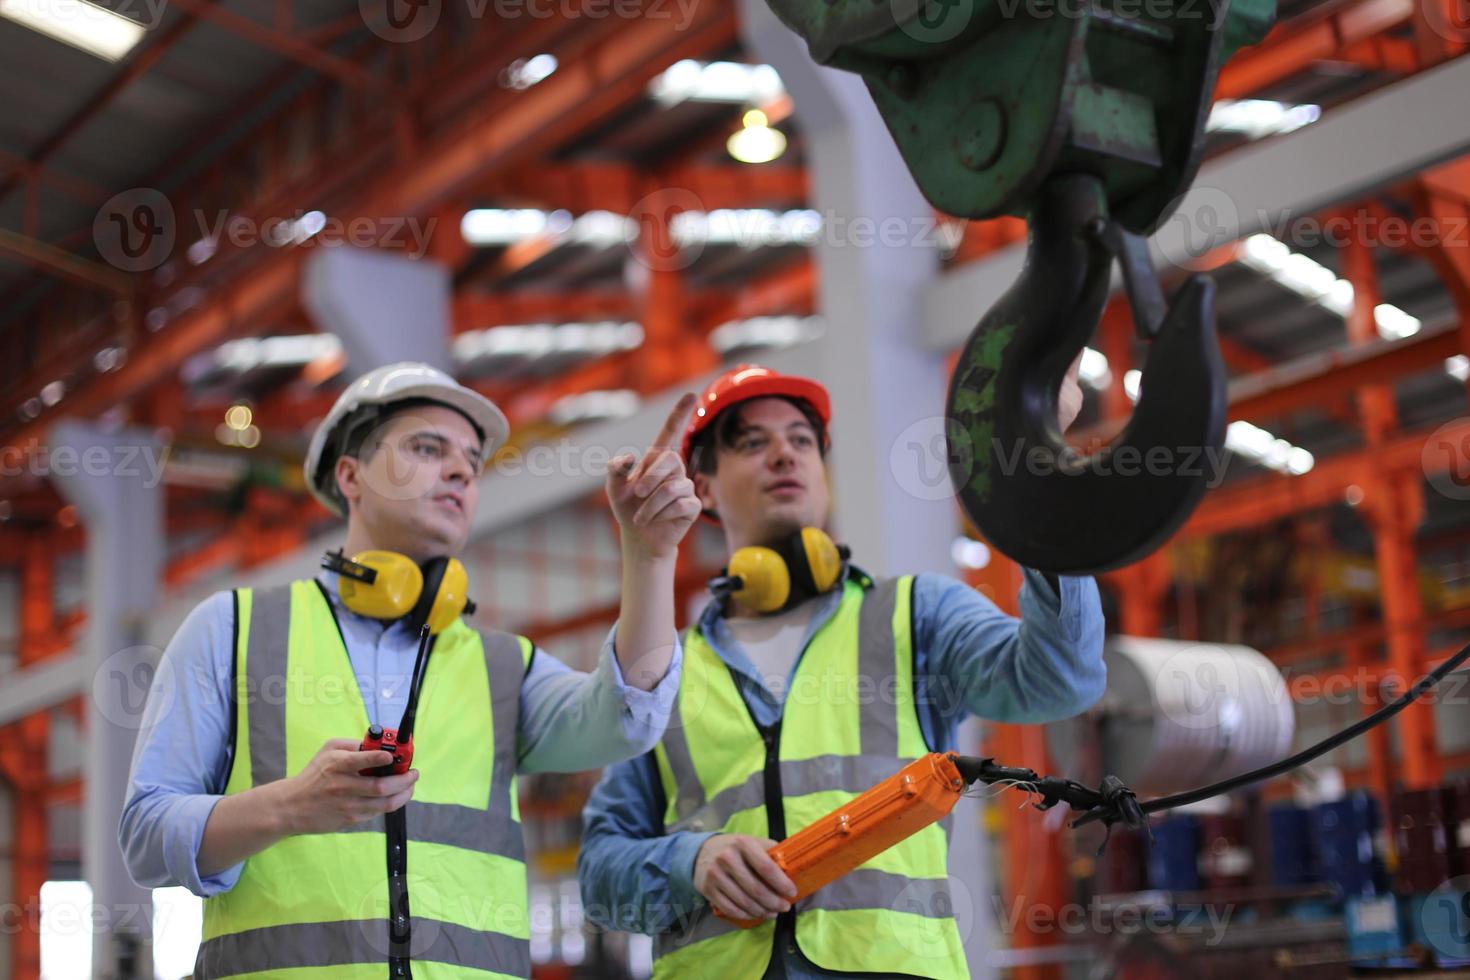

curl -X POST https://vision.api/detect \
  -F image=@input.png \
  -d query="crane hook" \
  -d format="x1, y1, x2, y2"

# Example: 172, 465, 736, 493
945, 174, 1227, 574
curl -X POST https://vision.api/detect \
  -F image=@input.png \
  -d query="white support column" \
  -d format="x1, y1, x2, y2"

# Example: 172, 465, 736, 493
737, 4, 996, 975
50, 421, 164, 980
303, 247, 453, 373
739, 0, 963, 581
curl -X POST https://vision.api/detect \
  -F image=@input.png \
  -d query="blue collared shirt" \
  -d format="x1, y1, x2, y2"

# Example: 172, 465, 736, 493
119, 572, 683, 898
577, 567, 1106, 977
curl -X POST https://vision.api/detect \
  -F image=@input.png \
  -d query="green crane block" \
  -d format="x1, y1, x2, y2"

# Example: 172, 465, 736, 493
764, 0, 1277, 231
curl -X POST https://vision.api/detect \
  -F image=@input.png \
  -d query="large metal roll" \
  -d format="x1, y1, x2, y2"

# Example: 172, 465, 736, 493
1046, 636, 1295, 797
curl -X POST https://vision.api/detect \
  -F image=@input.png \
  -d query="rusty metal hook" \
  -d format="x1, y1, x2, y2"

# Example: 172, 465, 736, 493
944, 174, 1226, 574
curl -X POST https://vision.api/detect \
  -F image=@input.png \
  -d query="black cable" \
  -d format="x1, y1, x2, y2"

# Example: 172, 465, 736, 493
956, 636, 1470, 838
1137, 635, 1470, 815
398, 625, 432, 743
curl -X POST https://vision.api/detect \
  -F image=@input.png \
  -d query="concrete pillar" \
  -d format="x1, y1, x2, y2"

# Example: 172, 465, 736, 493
50, 421, 164, 980
738, 0, 959, 580
302, 247, 452, 374
736, 4, 995, 975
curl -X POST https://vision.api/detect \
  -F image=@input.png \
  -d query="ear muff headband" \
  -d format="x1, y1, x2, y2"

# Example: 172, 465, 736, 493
323, 549, 476, 634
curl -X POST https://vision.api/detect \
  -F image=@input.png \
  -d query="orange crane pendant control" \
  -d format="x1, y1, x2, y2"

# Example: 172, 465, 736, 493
723, 752, 968, 929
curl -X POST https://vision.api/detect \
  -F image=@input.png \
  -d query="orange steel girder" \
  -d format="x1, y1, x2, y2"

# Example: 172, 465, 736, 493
0, 0, 738, 466
0, 1, 735, 448
1341, 233, 1441, 787
1215, 0, 1418, 99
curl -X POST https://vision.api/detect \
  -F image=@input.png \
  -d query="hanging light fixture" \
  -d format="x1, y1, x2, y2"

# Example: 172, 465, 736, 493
727, 109, 787, 165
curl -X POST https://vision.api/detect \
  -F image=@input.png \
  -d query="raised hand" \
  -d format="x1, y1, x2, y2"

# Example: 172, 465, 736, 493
607, 393, 702, 560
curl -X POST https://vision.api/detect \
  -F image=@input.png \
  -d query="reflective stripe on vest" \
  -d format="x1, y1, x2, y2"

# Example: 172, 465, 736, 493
651, 576, 969, 979
197, 580, 533, 980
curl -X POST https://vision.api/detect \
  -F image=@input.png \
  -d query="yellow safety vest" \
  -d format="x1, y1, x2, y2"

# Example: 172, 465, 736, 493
196, 579, 533, 980
652, 576, 969, 979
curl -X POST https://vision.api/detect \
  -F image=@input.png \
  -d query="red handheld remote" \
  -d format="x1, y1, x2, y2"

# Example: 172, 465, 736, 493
359, 624, 431, 777
360, 723, 414, 776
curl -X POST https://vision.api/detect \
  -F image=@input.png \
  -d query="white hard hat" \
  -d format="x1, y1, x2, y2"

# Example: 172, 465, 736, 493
303, 361, 510, 516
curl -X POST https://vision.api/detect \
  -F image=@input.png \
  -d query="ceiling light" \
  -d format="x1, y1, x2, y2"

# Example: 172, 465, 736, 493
460, 209, 558, 246
649, 60, 785, 107
93, 346, 127, 373
1238, 234, 1420, 340
224, 404, 253, 431
1077, 346, 1111, 390
709, 315, 824, 354
501, 53, 557, 89
951, 536, 991, 570
1207, 99, 1321, 140
186, 237, 217, 265
727, 109, 787, 165
549, 390, 641, 426
1123, 369, 1142, 402
0, 0, 145, 61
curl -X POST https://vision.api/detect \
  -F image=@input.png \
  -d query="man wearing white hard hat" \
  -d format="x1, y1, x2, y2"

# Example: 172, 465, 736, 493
120, 362, 702, 978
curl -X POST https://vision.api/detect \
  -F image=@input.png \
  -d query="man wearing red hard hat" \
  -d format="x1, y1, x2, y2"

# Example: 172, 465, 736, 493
579, 362, 1105, 978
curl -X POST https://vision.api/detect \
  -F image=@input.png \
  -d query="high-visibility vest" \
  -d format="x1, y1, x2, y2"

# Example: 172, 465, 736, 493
196, 579, 533, 980
651, 576, 969, 979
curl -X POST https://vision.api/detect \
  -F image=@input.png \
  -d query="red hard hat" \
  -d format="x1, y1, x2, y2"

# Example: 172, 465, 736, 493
681, 364, 833, 464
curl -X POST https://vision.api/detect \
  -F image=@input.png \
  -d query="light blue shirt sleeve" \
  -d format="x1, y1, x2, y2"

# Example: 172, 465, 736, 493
578, 754, 714, 934
517, 626, 684, 774
118, 590, 243, 898
913, 568, 1107, 730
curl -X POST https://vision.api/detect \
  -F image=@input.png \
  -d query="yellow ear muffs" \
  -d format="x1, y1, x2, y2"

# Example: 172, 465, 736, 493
799, 526, 845, 594
409, 556, 474, 635
323, 549, 476, 634
724, 546, 793, 614
329, 549, 424, 619
710, 527, 851, 614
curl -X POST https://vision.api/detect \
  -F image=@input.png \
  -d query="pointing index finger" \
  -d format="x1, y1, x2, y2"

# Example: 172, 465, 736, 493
649, 392, 697, 452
